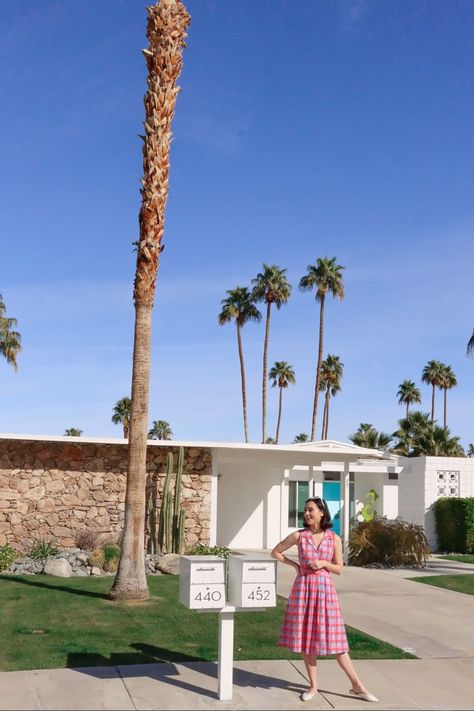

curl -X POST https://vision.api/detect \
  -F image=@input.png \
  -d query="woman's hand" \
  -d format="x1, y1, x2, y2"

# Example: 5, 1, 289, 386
310, 560, 326, 571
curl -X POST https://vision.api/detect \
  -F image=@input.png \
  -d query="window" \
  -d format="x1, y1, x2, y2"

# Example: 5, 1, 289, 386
288, 481, 309, 528
323, 471, 340, 481
388, 472, 398, 480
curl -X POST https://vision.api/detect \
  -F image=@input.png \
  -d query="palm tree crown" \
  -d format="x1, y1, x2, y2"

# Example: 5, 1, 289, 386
319, 354, 343, 440
421, 360, 444, 423
251, 264, 291, 443
438, 363, 457, 430
349, 423, 392, 450
397, 380, 421, 418
64, 428, 83, 437
294, 433, 309, 443
299, 257, 345, 441
467, 330, 474, 357
148, 420, 173, 440
112, 397, 132, 438
0, 294, 21, 371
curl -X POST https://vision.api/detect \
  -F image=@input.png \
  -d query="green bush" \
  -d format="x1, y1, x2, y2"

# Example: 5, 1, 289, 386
434, 497, 474, 553
102, 544, 120, 573
0, 545, 21, 572
186, 543, 231, 559
29, 539, 59, 562
349, 517, 430, 567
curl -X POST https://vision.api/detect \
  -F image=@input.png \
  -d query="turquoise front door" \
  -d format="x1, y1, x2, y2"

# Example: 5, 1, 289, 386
322, 481, 341, 535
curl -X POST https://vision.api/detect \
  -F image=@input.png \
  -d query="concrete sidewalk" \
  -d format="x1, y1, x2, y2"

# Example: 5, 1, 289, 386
1, 658, 474, 710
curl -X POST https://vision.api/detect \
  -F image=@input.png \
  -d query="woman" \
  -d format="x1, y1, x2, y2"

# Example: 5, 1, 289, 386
271, 497, 379, 702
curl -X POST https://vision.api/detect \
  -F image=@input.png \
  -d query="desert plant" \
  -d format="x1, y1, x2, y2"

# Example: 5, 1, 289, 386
29, 539, 59, 562
155, 448, 186, 554
0, 544, 21, 572
102, 544, 121, 573
186, 543, 231, 559
88, 548, 105, 568
348, 517, 430, 567
75, 529, 100, 551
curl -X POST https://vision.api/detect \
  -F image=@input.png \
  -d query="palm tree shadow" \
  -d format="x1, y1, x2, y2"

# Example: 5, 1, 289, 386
1, 575, 107, 599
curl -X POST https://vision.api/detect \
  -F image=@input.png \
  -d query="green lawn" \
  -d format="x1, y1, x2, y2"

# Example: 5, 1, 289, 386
438, 554, 474, 564
0, 575, 414, 672
409, 573, 474, 596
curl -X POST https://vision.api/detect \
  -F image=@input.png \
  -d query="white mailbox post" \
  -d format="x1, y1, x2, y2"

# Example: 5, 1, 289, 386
227, 555, 277, 608
179, 556, 226, 609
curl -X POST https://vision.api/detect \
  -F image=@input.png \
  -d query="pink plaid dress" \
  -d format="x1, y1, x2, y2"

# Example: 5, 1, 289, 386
278, 528, 349, 655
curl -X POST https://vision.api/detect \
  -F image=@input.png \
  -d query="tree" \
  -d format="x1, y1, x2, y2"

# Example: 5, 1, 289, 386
397, 380, 421, 418
299, 257, 344, 441
438, 364, 457, 431
319, 354, 343, 439
265, 437, 276, 444
218, 286, 261, 442
391, 411, 435, 456
421, 360, 444, 424
148, 420, 173, 440
412, 425, 464, 457
467, 330, 474, 357
294, 433, 309, 443
467, 444, 474, 458
109, 0, 191, 602
64, 428, 83, 436
269, 361, 295, 444
349, 423, 392, 450
0, 294, 21, 371
251, 265, 291, 443
112, 397, 131, 439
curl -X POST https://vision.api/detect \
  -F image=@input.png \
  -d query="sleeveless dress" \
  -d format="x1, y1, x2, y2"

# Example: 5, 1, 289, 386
278, 528, 349, 655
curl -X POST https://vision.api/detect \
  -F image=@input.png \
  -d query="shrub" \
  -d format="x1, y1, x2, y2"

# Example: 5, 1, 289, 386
102, 544, 120, 573
75, 529, 100, 551
186, 543, 231, 559
348, 517, 430, 567
88, 548, 105, 568
0, 544, 22, 572
434, 497, 474, 553
29, 539, 59, 562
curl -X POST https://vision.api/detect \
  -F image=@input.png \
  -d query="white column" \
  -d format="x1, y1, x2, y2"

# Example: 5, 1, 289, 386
217, 608, 235, 700
342, 461, 350, 562
280, 468, 290, 538
209, 453, 218, 546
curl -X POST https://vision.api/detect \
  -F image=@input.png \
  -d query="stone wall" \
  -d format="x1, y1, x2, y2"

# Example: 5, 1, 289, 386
0, 438, 212, 550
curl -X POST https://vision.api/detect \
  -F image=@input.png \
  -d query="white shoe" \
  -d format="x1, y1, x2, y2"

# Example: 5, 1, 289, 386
350, 689, 380, 702
301, 689, 317, 701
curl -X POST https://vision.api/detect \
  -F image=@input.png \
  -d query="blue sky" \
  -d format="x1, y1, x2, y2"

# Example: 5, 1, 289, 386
1, 0, 473, 446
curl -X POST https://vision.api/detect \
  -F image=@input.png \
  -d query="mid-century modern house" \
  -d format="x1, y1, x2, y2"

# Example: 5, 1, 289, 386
1, 434, 473, 554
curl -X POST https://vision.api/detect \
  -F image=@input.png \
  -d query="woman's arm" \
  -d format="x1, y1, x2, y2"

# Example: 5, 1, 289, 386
314, 534, 344, 575
271, 531, 300, 573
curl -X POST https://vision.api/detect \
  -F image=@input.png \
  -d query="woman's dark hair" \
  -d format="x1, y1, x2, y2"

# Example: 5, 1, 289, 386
302, 497, 333, 530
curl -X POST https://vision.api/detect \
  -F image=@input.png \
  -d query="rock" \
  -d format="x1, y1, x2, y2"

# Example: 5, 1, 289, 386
158, 553, 180, 575
72, 570, 88, 577
91, 566, 102, 576
43, 558, 72, 577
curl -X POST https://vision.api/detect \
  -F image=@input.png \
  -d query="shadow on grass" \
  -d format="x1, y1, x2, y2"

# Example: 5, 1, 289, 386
0, 575, 107, 599
72, 646, 307, 701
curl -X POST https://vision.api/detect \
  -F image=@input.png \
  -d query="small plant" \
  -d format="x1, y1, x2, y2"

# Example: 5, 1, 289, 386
75, 528, 100, 551
186, 543, 231, 559
29, 539, 59, 562
102, 544, 120, 573
88, 548, 105, 568
0, 544, 22, 572
349, 517, 430, 567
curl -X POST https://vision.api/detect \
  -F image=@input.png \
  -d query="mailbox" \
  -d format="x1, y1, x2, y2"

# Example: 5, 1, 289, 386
179, 555, 226, 609
227, 555, 277, 608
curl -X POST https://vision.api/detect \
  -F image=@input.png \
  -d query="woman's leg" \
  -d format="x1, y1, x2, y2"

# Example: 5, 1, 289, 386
334, 652, 368, 693
301, 653, 318, 691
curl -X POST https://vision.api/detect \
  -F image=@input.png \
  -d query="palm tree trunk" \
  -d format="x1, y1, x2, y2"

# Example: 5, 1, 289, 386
110, 302, 152, 600
236, 322, 248, 443
124, 421, 130, 439
324, 391, 331, 439
320, 388, 328, 439
275, 386, 283, 444
443, 388, 447, 431
406, 402, 409, 419
431, 383, 435, 424
262, 301, 271, 443
310, 296, 325, 441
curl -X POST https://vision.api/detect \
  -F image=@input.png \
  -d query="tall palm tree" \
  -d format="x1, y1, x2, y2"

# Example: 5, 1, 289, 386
293, 433, 309, 443
148, 419, 173, 440
0, 294, 21, 371
397, 380, 421, 418
467, 330, 474, 357
269, 361, 295, 444
218, 286, 261, 442
438, 364, 457, 431
251, 265, 291, 443
349, 423, 392, 450
299, 257, 344, 441
421, 360, 444, 424
112, 397, 131, 439
319, 354, 343, 439
64, 428, 83, 436
109, 0, 191, 602
467, 444, 474, 458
